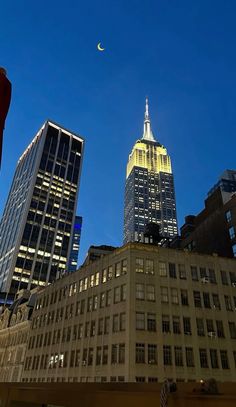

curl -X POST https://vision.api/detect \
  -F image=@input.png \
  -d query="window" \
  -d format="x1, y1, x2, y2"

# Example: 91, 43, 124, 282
203, 292, 211, 308
206, 319, 214, 334
229, 226, 236, 240
220, 350, 229, 369
212, 294, 221, 310
120, 313, 126, 331
169, 263, 176, 278
196, 318, 205, 336
225, 295, 233, 311
185, 347, 194, 367
100, 292, 106, 308
82, 348, 88, 365
229, 322, 236, 339
148, 377, 158, 383
233, 244, 236, 258
113, 314, 119, 332
221, 270, 228, 285
98, 318, 103, 335
161, 286, 168, 303
181, 290, 189, 306
191, 266, 198, 281
174, 347, 183, 366
136, 312, 145, 330
209, 269, 216, 284
85, 322, 89, 337
135, 258, 144, 273
225, 210, 232, 222
193, 291, 201, 308
171, 288, 179, 304
108, 266, 113, 279
183, 317, 191, 335
88, 348, 93, 365
178, 264, 186, 279
216, 320, 225, 338
96, 347, 102, 365
147, 285, 155, 301
102, 346, 108, 364
159, 261, 167, 277
75, 350, 80, 367
93, 295, 98, 310
118, 284, 125, 301
173, 316, 181, 334
115, 262, 121, 278
210, 349, 219, 369
104, 317, 110, 334
147, 313, 156, 331
136, 377, 145, 383
199, 349, 208, 368
102, 269, 107, 283
87, 297, 93, 312
233, 351, 236, 367
162, 315, 170, 333
119, 344, 125, 363
229, 272, 236, 285
95, 272, 99, 286
163, 346, 172, 365
111, 344, 118, 364
136, 343, 145, 363
106, 290, 111, 307
114, 287, 121, 303
121, 259, 127, 275
148, 344, 157, 364
200, 267, 207, 279
136, 284, 145, 300
146, 259, 154, 275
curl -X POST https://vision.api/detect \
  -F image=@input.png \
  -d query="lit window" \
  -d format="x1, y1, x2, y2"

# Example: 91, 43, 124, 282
233, 244, 236, 258
229, 226, 235, 240
225, 210, 232, 222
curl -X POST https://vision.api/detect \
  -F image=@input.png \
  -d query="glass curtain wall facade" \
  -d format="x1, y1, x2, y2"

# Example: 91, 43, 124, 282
124, 99, 178, 243
0, 121, 84, 294
68, 215, 82, 272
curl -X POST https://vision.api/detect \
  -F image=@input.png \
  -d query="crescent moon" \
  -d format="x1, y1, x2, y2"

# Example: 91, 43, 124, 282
97, 42, 105, 51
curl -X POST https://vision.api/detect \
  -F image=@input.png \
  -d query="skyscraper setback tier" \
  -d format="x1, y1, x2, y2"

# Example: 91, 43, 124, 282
0, 121, 84, 294
124, 99, 178, 244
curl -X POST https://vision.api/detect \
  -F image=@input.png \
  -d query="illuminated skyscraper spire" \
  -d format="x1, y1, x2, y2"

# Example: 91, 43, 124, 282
142, 97, 155, 141
124, 98, 178, 244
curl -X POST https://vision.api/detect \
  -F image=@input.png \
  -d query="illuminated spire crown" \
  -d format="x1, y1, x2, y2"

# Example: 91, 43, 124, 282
142, 97, 155, 141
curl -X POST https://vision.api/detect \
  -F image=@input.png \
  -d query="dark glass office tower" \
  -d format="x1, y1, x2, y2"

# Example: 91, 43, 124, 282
68, 215, 82, 272
124, 99, 178, 243
0, 121, 84, 294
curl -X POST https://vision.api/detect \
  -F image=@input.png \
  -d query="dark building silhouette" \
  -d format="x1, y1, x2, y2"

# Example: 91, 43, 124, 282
175, 174, 236, 258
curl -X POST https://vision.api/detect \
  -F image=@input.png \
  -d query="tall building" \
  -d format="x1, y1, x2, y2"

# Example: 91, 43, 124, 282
68, 215, 82, 272
124, 99, 178, 244
0, 120, 84, 294
176, 170, 236, 258
208, 170, 236, 198
14, 242, 236, 383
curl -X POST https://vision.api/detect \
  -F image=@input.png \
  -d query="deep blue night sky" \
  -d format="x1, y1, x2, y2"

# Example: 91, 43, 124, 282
1, 0, 236, 264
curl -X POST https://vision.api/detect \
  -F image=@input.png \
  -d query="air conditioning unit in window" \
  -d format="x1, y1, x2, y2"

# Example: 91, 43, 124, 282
208, 331, 217, 338
201, 277, 209, 283
184, 331, 191, 335
82, 360, 87, 366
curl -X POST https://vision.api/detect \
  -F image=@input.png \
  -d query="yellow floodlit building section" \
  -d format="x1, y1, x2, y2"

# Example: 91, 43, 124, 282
126, 141, 172, 178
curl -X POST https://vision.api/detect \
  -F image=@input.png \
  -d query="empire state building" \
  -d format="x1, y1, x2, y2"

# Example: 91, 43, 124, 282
123, 99, 178, 243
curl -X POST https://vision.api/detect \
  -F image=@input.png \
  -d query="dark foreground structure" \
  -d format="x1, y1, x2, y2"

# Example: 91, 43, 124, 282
1, 382, 236, 407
